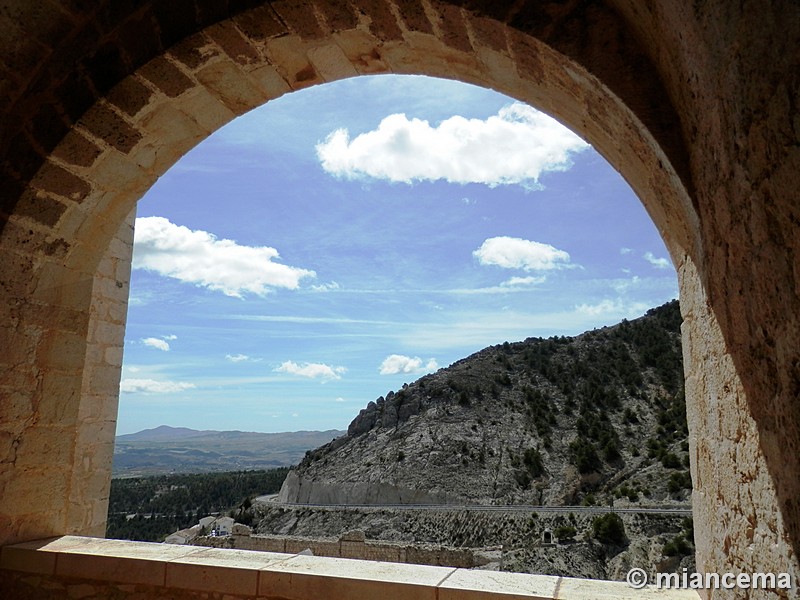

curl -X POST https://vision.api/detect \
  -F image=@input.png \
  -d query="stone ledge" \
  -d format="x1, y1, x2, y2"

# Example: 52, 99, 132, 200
0, 536, 700, 599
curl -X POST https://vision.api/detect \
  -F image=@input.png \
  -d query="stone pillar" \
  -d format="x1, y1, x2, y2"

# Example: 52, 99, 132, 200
67, 209, 134, 536
0, 209, 134, 545
679, 255, 799, 598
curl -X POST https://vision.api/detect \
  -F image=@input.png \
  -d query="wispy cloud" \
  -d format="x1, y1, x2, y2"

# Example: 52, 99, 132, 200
643, 252, 672, 270
226, 353, 259, 363
275, 361, 347, 381
228, 314, 395, 325
379, 354, 438, 375
474, 236, 572, 271
316, 102, 588, 188
501, 276, 547, 287
133, 216, 315, 297
642, 252, 672, 269
120, 378, 196, 394
575, 299, 650, 316
395, 313, 572, 350
142, 337, 171, 351
310, 281, 341, 292
611, 276, 641, 294
395, 301, 659, 351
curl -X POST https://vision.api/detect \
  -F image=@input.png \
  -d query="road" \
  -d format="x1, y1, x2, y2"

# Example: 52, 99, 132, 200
254, 496, 692, 517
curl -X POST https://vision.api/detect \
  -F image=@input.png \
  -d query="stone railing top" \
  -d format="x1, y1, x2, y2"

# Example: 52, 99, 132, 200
0, 535, 700, 599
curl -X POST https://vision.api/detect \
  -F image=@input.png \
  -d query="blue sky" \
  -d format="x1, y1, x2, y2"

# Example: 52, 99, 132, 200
118, 75, 677, 435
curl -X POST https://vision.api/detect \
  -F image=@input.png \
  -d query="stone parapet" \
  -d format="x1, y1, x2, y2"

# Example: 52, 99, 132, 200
0, 535, 700, 600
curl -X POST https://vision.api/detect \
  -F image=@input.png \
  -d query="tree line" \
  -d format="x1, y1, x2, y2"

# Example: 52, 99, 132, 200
106, 468, 288, 542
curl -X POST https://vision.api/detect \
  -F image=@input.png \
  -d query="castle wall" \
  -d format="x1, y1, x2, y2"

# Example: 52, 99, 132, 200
192, 532, 478, 569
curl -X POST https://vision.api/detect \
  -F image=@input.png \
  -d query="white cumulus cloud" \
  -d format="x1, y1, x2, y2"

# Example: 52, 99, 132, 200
133, 216, 315, 298
379, 354, 439, 375
142, 337, 171, 351
120, 378, 196, 394
474, 236, 571, 271
316, 103, 588, 188
275, 361, 346, 381
643, 252, 672, 269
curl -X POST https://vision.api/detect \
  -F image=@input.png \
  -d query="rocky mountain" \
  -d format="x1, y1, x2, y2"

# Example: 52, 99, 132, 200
278, 301, 691, 508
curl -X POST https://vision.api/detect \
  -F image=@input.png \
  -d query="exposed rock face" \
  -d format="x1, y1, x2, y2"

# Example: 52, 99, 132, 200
279, 302, 691, 509
277, 470, 449, 505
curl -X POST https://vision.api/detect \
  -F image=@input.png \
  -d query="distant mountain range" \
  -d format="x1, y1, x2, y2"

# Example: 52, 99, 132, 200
117, 425, 218, 441
113, 426, 345, 478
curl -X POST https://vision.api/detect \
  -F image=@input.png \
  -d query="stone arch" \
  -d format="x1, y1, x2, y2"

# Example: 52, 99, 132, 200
1, 0, 798, 593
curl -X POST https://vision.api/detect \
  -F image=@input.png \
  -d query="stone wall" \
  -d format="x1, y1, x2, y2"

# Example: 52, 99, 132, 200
192, 530, 479, 569
277, 470, 452, 505
679, 258, 798, 595
0, 535, 701, 600
2, 572, 257, 600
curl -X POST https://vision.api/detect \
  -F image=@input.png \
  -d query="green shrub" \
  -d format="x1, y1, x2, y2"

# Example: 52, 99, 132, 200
553, 525, 577, 541
663, 535, 692, 557
592, 513, 627, 545
667, 470, 692, 493
661, 452, 682, 469
523, 447, 545, 478
569, 438, 601, 474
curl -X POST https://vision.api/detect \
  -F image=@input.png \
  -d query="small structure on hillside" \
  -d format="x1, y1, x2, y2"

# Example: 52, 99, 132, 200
167, 516, 237, 545
165, 524, 201, 545
199, 516, 234, 537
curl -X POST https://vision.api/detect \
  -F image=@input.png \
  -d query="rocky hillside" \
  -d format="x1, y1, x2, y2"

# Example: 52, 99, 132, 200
279, 301, 691, 508
253, 504, 695, 580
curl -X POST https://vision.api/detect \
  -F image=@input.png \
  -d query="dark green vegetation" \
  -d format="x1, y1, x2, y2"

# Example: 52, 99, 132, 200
663, 517, 695, 558
106, 468, 288, 542
113, 428, 344, 477
592, 513, 627, 546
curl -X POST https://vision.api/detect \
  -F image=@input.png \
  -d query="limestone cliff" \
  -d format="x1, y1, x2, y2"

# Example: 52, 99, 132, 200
279, 301, 689, 508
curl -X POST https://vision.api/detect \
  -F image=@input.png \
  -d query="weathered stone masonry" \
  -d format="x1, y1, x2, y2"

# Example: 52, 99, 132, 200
0, 2, 798, 598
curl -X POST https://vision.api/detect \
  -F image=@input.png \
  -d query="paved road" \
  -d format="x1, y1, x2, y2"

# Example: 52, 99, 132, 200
255, 496, 692, 516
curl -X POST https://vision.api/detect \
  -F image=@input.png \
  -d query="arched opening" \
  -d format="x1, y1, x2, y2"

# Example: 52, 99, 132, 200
110, 75, 687, 573
1, 0, 798, 592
